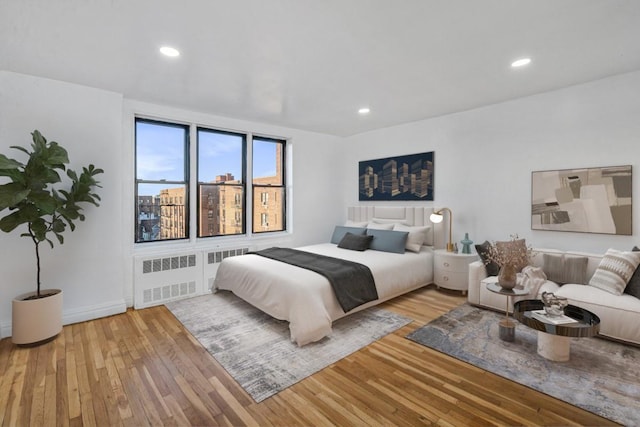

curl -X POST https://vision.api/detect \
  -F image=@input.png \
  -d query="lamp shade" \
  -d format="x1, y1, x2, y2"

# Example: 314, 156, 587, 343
430, 213, 444, 223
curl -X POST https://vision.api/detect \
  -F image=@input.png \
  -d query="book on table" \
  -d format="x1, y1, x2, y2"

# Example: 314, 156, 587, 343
530, 309, 579, 325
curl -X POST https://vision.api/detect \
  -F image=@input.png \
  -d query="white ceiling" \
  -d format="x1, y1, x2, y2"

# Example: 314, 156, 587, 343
2, 0, 640, 136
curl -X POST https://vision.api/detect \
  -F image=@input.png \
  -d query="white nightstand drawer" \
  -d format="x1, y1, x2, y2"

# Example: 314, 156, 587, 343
436, 255, 475, 272
434, 270, 468, 291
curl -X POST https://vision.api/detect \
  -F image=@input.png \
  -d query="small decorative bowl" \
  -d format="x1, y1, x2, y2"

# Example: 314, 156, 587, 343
541, 292, 568, 316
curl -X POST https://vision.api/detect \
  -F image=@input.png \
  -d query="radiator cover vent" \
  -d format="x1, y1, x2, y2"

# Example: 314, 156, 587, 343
135, 247, 250, 308
207, 247, 249, 264
134, 251, 203, 309
142, 254, 197, 274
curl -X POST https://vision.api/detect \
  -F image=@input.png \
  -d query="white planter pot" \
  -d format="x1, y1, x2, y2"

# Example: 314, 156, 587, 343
12, 289, 63, 345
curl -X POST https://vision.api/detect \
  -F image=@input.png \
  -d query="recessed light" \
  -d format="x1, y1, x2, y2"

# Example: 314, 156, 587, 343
358, 107, 371, 115
160, 46, 180, 57
511, 58, 531, 68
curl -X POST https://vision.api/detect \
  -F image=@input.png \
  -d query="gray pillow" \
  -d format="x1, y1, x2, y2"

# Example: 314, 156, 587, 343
330, 226, 366, 244
337, 232, 373, 251
543, 253, 588, 285
624, 246, 640, 298
366, 229, 408, 254
543, 253, 565, 283
563, 255, 589, 284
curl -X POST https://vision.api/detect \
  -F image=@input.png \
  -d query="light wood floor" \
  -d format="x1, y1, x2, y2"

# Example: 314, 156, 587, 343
0, 285, 616, 426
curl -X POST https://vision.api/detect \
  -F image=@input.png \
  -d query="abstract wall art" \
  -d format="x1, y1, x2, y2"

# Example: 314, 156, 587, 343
359, 151, 434, 201
531, 165, 632, 235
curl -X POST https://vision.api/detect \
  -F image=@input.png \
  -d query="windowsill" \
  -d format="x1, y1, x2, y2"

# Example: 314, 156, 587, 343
132, 230, 294, 256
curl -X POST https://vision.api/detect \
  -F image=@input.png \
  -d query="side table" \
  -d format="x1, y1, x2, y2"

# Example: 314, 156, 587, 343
486, 281, 529, 342
433, 250, 478, 295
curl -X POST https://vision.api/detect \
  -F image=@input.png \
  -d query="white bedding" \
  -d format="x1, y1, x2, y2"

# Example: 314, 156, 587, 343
213, 243, 434, 345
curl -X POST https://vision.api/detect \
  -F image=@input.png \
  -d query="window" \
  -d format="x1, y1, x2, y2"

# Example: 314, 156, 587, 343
197, 128, 246, 237
135, 117, 287, 243
135, 119, 189, 243
252, 137, 286, 233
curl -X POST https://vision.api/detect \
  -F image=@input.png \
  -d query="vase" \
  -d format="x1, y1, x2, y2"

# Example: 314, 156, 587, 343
497, 264, 517, 290
460, 232, 473, 254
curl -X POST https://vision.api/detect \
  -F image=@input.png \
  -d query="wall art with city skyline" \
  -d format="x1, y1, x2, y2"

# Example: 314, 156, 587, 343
359, 151, 434, 201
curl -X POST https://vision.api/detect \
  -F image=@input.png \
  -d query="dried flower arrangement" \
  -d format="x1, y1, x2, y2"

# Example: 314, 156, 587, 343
482, 234, 534, 271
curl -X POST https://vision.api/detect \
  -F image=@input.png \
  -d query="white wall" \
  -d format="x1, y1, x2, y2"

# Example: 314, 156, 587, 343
0, 71, 344, 338
342, 71, 640, 254
0, 71, 127, 337
3, 67, 638, 338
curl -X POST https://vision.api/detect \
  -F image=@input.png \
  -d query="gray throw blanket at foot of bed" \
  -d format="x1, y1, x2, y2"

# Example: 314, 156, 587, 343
251, 247, 378, 312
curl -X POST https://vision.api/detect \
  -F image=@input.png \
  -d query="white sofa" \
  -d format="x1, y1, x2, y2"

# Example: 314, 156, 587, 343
468, 248, 640, 346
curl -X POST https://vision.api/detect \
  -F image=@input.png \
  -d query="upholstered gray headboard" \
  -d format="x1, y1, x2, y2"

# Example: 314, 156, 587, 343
347, 206, 444, 249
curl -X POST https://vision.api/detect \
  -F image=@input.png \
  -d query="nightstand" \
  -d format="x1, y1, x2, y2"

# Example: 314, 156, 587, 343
433, 250, 479, 295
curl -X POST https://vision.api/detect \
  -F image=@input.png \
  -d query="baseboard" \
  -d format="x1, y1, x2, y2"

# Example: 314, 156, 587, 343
63, 299, 128, 325
0, 299, 128, 340
124, 294, 134, 308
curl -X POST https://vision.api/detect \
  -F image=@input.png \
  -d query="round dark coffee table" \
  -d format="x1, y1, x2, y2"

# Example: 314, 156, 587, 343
513, 299, 600, 361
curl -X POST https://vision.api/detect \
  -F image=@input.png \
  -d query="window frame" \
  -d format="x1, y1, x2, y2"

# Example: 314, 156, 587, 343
196, 127, 248, 238
134, 118, 190, 243
252, 136, 287, 234
134, 116, 288, 244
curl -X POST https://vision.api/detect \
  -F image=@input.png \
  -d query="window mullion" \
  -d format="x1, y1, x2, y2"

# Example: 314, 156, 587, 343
246, 133, 254, 237
189, 124, 197, 241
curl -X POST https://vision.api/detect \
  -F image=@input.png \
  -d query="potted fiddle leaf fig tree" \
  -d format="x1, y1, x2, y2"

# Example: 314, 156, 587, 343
0, 130, 103, 345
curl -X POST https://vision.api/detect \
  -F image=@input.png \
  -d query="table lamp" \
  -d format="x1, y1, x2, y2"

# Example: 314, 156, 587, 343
430, 207, 454, 252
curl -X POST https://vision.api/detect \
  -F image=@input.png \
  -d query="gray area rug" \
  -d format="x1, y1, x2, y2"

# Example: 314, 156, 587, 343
406, 303, 640, 426
166, 291, 412, 402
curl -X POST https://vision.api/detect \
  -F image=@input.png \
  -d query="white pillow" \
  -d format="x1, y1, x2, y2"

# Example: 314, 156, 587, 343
371, 217, 409, 225
588, 248, 640, 295
393, 224, 430, 252
367, 222, 395, 230
344, 220, 368, 227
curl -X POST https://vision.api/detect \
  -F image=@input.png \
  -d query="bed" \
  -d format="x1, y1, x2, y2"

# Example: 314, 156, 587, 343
213, 206, 443, 346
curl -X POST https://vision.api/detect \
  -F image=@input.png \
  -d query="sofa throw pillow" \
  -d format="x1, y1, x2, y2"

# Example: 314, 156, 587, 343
330, 226, 366, 244
543, 253, 588, 285
563, 255, 589, 285
495, 238, 529, 272
366, 229, 409, 254
624, 246, 640, 298
337, 232, 373, 251
475, 240, 500, 276
543, 253, 564, 283
588, 248, 640, 295
393, 224, 430, 252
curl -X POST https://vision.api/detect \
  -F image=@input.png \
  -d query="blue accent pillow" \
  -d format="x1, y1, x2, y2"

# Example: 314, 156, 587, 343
330, 226, 366, 244
366, 229, 409, 254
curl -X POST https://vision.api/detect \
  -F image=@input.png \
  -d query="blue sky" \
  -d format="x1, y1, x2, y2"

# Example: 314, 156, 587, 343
136, 121, 277, 197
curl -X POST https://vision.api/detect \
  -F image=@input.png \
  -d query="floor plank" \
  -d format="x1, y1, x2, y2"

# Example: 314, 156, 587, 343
0, 285, 619, 426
